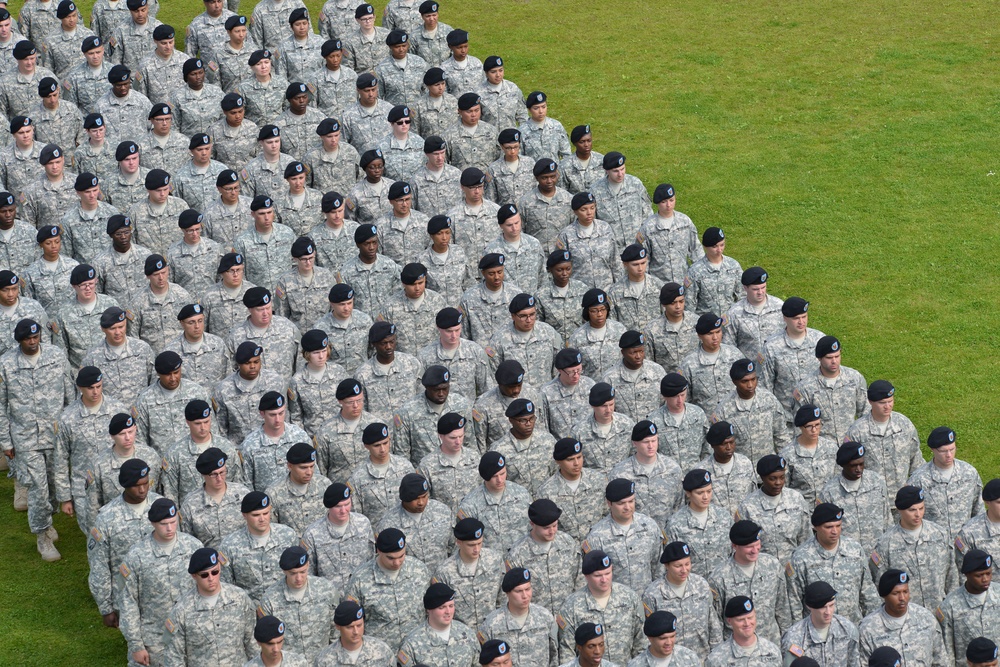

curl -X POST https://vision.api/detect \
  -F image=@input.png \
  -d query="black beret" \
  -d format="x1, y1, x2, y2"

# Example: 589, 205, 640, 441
756, 454, 786, 477
437, 412, 466, 434
497, 203, 517, 224
242, 286, 271, 308
581, 549, 611, 574
501, 567, 530, 592
570, 124, 592, 143
75, 366, 102, 387
254, 615, 284, 642
532, 157, 557, 177
321, 39, 342, 57
386, 181, 411, 202
216, 169, 239, 187
453, 517, 484, 540
0, 270, 16, 287
967, 638, 999, 664
400, 262, 426, 285
419, 0, 438, 13
602, 152, 625, 170
660, 541, 691, 563
185, 399, 212, 421
961, 549, 992, 574
356, 72, 377, 89
323, 482, 351, 507
152, 24, 174, 40
183, 58, 204, 77
148, 103, 171, 119
355, 3, 374, 18
554, 347, 583, 369
479, 639, 509, 665
424, 134, 446, 152
877, 569, 909, 597
81, 36, 102, 52
368, 321, 396, 344
659, 282, 684, 304
284, 161, 306, 179
478, 252, 504, 270
154, 350, 182, 374
39, 143, 63, 164
288, 6, 308, 23
643, 610, 677, 636
257, 391, 284, 411
867, 380, 895, 401
399, 473, 429, 502
552, 438, 582, 462
682, 469, 712, 491
498, 128, 521, 145
286, 442, 316, 464
225, 15, 248, 30
321, 190, 344, 212
606, 478, 636, 502
729, 520, 762, 546
458, 93, 481, 111
279, 545, 308, 570
706, 420, 734, 446
729, 358, 756, 380
811, 502, 844, 526
435, 307, 462, 329
781, 296, 809, 317
109, 64, 131, 83
143, 253, 166, 276
83, 112, 104, 129
99, 306, 127, 328
508, 292, 535, 314
631, 420, 657, 441
660, 373, 688, 397
804, 581, 837, 609
248, 49, 271, 66
427, 214, 451, 234
221, 92, 244, 110
546, 249, 571, 269
354, 223, 378, 243
894, 485, 925, 510
794, 404, 822, 427
927, 426, 956, 449
791, 658, 820, 667
702, 226, 724, 246
695, 312, 723, 334
483, 55, 502, 71
525, 90, 546, 107
741, 266, 767, 285
461, 167, 486, 188
12, 40, 36, 59
257, 123, 280, 141
285, 82, 309, 101
106, 214, 131, 235
653, 183, 675, 203
423, 582, 454, 609
37, 76, 58, 97
446, 29, 469, 46
421, 365, 449, 387
869, 647, 902, 667
144, 169, 170, 190
13, 318, 41, 342
815, 335, 840, 358
375, 527, 406, 553
291, 236, 314, 258
147, 498, 177, 523
588, 382, 614, 406
328, 283, 354, 302
195, 447, 227, 474
9, 115, 31, 133
527, 498, 561, 525
574, 622, 603, 646
234, 341, 262, 364
74, 172, 99, 194
620, 243, 647, 263
178, 209, 204, 229
335, 378, 362, 399
835, 441, 865, 466
334, 600, 365, 626
36, 225, 60, 243
240, 490, 269, 513
118, 458, 149, 487
188, 547, 219, 573
478, 451, 505, 480
504, 398, 534, 419
619, 329, 644, 349
983, 479, 1000, 502
724, 595, 754, 618
362, 422, 390, 445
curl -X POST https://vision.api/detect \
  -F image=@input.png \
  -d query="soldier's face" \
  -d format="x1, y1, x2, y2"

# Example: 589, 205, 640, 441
112, 79, 131, 97
438, 429, 464, 454
224, 106, 245, 125
124, 477, 150, 503
463, 182, 484, 205
814, 520, 841, 548
528, 101, 547, 122
664, 557, 691, 584
244, 506, 272, 534
607, 164, 626, 184
374, 334, 396, 359
356, 13, 375, 31
77, 185, 100, 208
458, 105, 480, 127
204, 465, 227, 491
704, 238, 724, 261
711, 436, 736, 462
734, 372, 757, 399
113, 424, 137, 450
285, 563, 309, 589
586, 304, 608, 328
425, 382, 449, 404
221, 265, 244, 288
0, 204, 15, 227
784, 312, 808, 335
148, 266, 169, 291
248, 303, 272, 328
358, 236, 379, 262
425, 148, 446, 169
511, 307, 536, 333
507, 581, 531, 608
698, 328, 722, 352
634, 435, 658, 460
579, 636, 605, 664
966, 568, 992, 595
60, 10, 79, 30
44, 156, 65, 178
338, 618, 364, 647
327, 498, 351, 524
0, 18, 10, 40
530, 519, 558, 542
726, 610, 756, 641
39, 234, 61, 258
289, 92, 309, 114
286, 173, 306, 194
19, 333, 41, 355
536, 170, 559, 192
74, 277, 98, 301
204, 0, 223, 17
324, 50, 343, 69
303, 346, 328, 367
760, 469, 785, 496
484, 467, 507, 493
364, 437, 391, 464
362, 159, 384, 181
509, 413, 535, 439
457, 537, 482, 561
898, 502, 925, 530
153, 515, 178, 541
259, 136, 281, 156
585, 567, 613, 595
733, 540, 761, 565
104, 320, 127, 345
251, 59, 271, 77
259, 636, 284, 662
933, 442, 956, 468
190, 143, 212, 165
870, 396, 894, 420
291, 18, 310, 38
621, 345, 644, 369
252, 208, 275, 232
798, 418, 821, 439
608, 495, 635, 523
809, 599, 836, 627
229, 25, 247, 44
130, 5, 149, 23
377, 548, 406, 571
556, 453, 583, 480
324, 204, 345, 227
260, 406, 286, 432
403, 276, 425, 299
557, 364, 582, 387
357, 85, 378, 106
0, 284, 17, 306
647, 632, 677, 659
592, 399, 615, 424
118, 153, 139, 175
402, 492, 428, 513
499, 213, 521, 239
13, 125, 33, 148
571, 202, 595, 227
421, 11, 438, 28
498, 382, 521, 399
338, 394, 363, 420
548, 261, 572, 287
482, 265, 504, 290
574, 134, 593, 153
391, 193, 411, 216
450, 42, 469, 59
662, 388, 686, 413
18, 53, 36, 73
155, 37, 174, 58
426, 80, 446, 97
331, 298, 354, 319
84, 46, 104, 67
187, 416, 212, 441
389, 42, 409, 59
42, 90, 59, 110
883, 584, 909, 616
485, 65, 504, 85
159, 368, 182, 391
80, 380, 103, 404
842, 456, 864, 481
686, 485, 712, 511
427, 599, 454, 626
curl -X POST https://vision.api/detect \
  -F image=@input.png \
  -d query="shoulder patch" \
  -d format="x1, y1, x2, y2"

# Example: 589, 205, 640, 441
788, 644, 804, 657
211, 398, 219, 412
86, 469, 95, 485
556, 614, 566, 629
125, 309, 135, 322
710, 587, 719, 601
49, 320, 60, 334
429, 576, 440, 585
870, 550, 880, 565
483, 345, 495, 358
792, 387, 803, 403
52, 421, 58, 434
207, 60, 218, 72
397, 650, 410, 665
108, 36, 117, 47
286, 387, 297, 402
635, 232, 645, 244
580, 539, 591, 553
934, 607, 944, 623
504, 558, 513, 571
165, 618, 177, 633
217, 551, 229, 566
756, 352, 765, 366
274, 285, 285, 299
784, 561, 794, 577
720, 313, 729, 327
455, 509, 467, 521
683, 276, 692, 288
130, 406, 138, 419
393, 414, 403, 429
62, 79, 72, 91
256, 605, 266, 617
161, 456, 169, 470
119, 562, 131, 578
240, 168, 250, 181
477, 630, 487, 644
955, 536, 966, 551
133, 71, 143, 83
472, 409, 483, 423
90, 526, 104, 542
642, 601, 653, 617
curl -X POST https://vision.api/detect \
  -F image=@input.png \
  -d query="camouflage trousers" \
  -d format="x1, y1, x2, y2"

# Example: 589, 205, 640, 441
11, 448, 56, 534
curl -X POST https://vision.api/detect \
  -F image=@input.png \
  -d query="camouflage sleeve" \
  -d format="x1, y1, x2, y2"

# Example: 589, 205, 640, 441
52, 419, 72, 501
859, 558, 881, 617
631, 595, 646, 658
87, 524, 115, 614
116, 555, 145, 654
0, 367, 11, 452
163, 609, 187, 667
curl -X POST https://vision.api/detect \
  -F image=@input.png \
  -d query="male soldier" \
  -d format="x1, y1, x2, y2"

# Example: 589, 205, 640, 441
263, 441, 330, 534
22, 225, 77, 312
790, 335, 868, 443
408, 1, 451, 67
460, 253, 522, 344
248, 615, 310, 666
557, 550, 645, 665
683, 226, 742, 317
275, 8, 322, 83
761, 296, 826, 422
377, 263, 447, 354
258, 546, 339, 659
554, 190, 620, 292
375, 32, 428, 107
536, 439, 607, 543
937, 550, 1000, 665
517, 158, 574, 251
417, 214, 475, 303
857, 570, 948, 667
338, 223, 402, 316
588, 151, 650, 249
133, 351, 209, 454
162, 547, 257, 666
818, 442, 892, 552
345, 148, 391, 225
211, 342, 285, 443
51, 264, 119, 369
107, 0, 161, 71
117, 497, 204, 667
735, 454, 811, 564
286, 329, 347, 437
678, 312, 744, 413
225, 286, 300, 382
312, 377, 384, 483
100, 141, 149, 213
179, 448, 250, 548
340, 72, 394, 153
20, 143, 78, 231
634, 183, 701, 285
0, 116, 42, 198
166, 209, 226, 295
345, 421, 413, 523
311, 283, 372, 371
171, 60, 225, 138
396, 582, 480, 667
487, 292, 561, 388
583, 478, 666, 592
343, 526, 431, 647
137, 105, 189, 177
440, 28, 484, 94
240, 391, 310, 492
707, 520, 791, 645
376, 472, 452, 569
355, 321, 423, 416
215, 14, 255, 91
63, 36, 113, 113
572, 382, 634, 474
160, 399, 244, 502
907, 426, 983, 542
664, 469, 732, 578
477, 55, 528, 130
457, 450, 532, 554
414, 411, 480, 512
80, 306, 156, 404
0, 40, 57, 118
87, 458, 162, 627
299, 482, 375, 591
90, 214, 152, 310
706, 596, 783, 667
540, 347, 597, 440
32, 77, 84, 155
464, 352, 521, 450
410, 135, 462, 216
0, 192, 38, 277
786, 503, 881, 625
601, 331, 665, 421
248, 0, 304, 51
479, 567, 560, 667
163, 304, 229, 389
218, 490, 298, 602
85, 412, 161, 512
232, 196, 297, 292
309, 41, 359, 120
133, 24, 186, 106
487, 397, 555, 495
305, 192, 358, 272
305, 123, 360, 203
609, 421, 683, 527
275, 163, 324, 237
431, 516, 504, 629
273, 237, 336, 332
955, 480, 1000, 572
394, 364, 473, 464
631, 611, 702, 667
448, 166, 500, 269
376, 184, 430, 264
536, 249, 590, 345
185, 0, 235, 84
274, 85, 325, 161
0, 272, 49, 356
780, 404, 838, 505
209, 94, 260, 174
201, 252, 256, 337
722, 267, 784, 362
94, 64, 152, 144
713, 358, 788, 464
845, 380, 924, 500
443, 93, 501, 173
640, 541, 721, 659
313, 599, 396, 667
780, 581, 860, 667
127, 255, 193, 351
343, 2, 388, 74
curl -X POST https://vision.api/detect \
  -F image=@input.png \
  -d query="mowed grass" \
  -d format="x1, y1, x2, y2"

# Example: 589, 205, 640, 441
4, 0, 1000, 661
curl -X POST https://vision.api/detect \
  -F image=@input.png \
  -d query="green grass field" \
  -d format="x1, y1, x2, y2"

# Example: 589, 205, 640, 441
3, 0, 999, 662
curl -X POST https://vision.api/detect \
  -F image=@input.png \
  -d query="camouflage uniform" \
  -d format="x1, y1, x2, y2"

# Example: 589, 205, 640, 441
30, 98, 85, 156
712, 387, 790, 465
678, 343, 744, 414
274, 186, 324, 236
566, 319, 628, 381
442, 119, 500, 172
684, 255, 743, 318
239, 152, 294, 200
415, 445, 480, 512
558, 153, 605, 196
589, 175, 651, 250
722, 295, 785, 366
194, 276, 254, 337
91, 242, 154, 309
705, 636, 782, 667
778, 437, 839, 506
303, 143, 361, 196
857, 604, 947, 667
479, 602, 559, 667
457, 480, 532, 554
0, 219, 39, 274
786, 536, 881, 625
954, 513, 1000, 573
517, 187, 574, 251
240, 422, 311, 491
51, 292, 121, 368
483, 234, 545, 294
520, 118, 571, 163
573, 412, 635, 474
486, 320, 560, 388
308, 64, 358, 118
219, 521, 299, 602
215, 41, 257, 94
225, 315, 301, 383
273, 266, 336, 333
249, 0, 306, 51
345, 454, 414, 524
817, 473, 891, 553
40, 25, 95, 76
179, 480, 252, 548
408, 22, 451, 67
869, 518, 959, 611
396, 619, 480, 667
258, 574, 340, 659
209, 118, 261, 172
406, 164, 460, 219
535, 278, 589, 347
0, 64, 57, 118
184, 10, 236, 84
641, 572, 721, 659
300, 511, 374, 591
169, 88, 225, 142
336, 254, 401, 316
79, 336, 156, 405
609, 454, 684, 527
415, 244, 473, 305
274, 107, 326, 161
410, 92, 458, 140
340, 99, 394, 153
0, 296, 50, 357
285, 363, 347, 436
584, 511, 666, 592
608, 276, 666, 335
20, 173, 80, 230
343, 554, 431, 648
93, 88, 153, 146
375, 54, 428, 107
538, 374, 596, 441
85, 443, 163, 512
19, 248, 72, 310
471, 384, 545, 454
761, 328, 826, 421
265, 471, 331, 534
159, 433, 245, 503
162, 333, 230, 389
62, 59, 113, 113
780, 614, 860, 667
393, 392, 472, 465
133, 377, 210, 455
375, 288, 444, 353
488, 430, 556, 496
172, 158, 230, 212
382, 0, 422, 33
698, 453, 756, 516
477, 78, 528, 131
629, 646, 701, 667
634, 212, 702, 285
556, 583, 645, 665
107, 18, 161, 72
235, 73, 290, 127
791, 368, 869, 445
100, 166, 152, 213
843, 412, 923, 497
210, 367, 286, 443
314, 637, 395, 667
313, 309, 373, 372
735, 487, 811, 565
376, 498, 453, 569
375, 211, 430, 264
127, 282, 194, 352
506, 531, 583, 614
71, 140, 117, 180
665, 503, 733, 579
707, 554, 792, 645
432, 546, 504, 629
354, 352, 423, 416
439, 55, 484, 96
134, 49, 189, 106
162, 581, 257, 667
166, 236, 226, 295
90, 0, 160, 46
0, 142, 43, 198
117, 530, 205, 665
232, 222, 297, 291
935, 581, 1000, 666
343, 28, 390, 75
313, 409, 384, 482
535, 468, 608, 544
274, 33, 324, 83
554, 220, 619, 291
601, 360, 666, 422
201, 194, 254, 246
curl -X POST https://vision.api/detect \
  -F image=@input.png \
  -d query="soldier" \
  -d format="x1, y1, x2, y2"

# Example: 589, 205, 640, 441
0, 117, 42, 197
679, 312, 744, 414
479, 568, 560, 667
32, 77, 84, 157
211, 341, 286, 444
845, 380, 924, 500
161, 399, 244, 502
0, 272, 49, 357
341, 72, 394, 153
127, 255, 193, 351
376, 472, 452, 569
232, 196, 297, 293
720, 267, 783, 362
698, 420, 755, 515
376, 183, 430, 264
304, 125, 359, 205
80, 306, 156, 404
313, 283, 373, 374
664, 469, 733, 578
309, 191, 361, 272
735, 454, 811, 564
681, 226, 741, 316
443, 93, 500, 173
225, 286, 300, 382
258, 546, 339, 660
166, 209, 226, 295
487, 397, 555, 495
565, 384, 627, 475
631, 184, 699, 286
706, 596, 782, 667
484, 206, 545, 294
713, 358, 788, 465
600, 331, 665, 421
407, 1, 449, 66
0, 40, 57, 119
536, 249, 590, 346
519, 91, 571, 162
209, 94, 259, 175
554, 191, 618, 291
789, 335, 869, 443
342, 2, 388, 74
409, 137, 461, 221
376, 263, 445, 354
239, 124, 294, 198
760, 297, 825, 422
858, 570, 948, 667
786, 503, 880, 625
477, 55, 527, 131
39, 0, 90, 75
22, 224, 77, 313
432, 516, 504, 629
0, 192, 39, 278
470, 358, 534, 453
567, 288, 628, 380
162, 63, 222, 147
936, 549, 1000, 665
275, 86, 325, 162
397, 582, 480, 666
87, 458, 162, 626
538, 347, 594, 440
247, 615, 310, 667
178, 447, 250, 548
216, 15, 255, 92
818, 442, 892, 553
184, 0, 234, 85
394, 364, 473, 464
338, 223, 402, 315
640, 541, 721, 659
417, 214, 475, 303
504, 498, 582, 613
374, 33, 428, 109
346, 150, 392, 225
107, 0, 161, 72
85, 412, 161, 514
535, 439, 607, 543
707, 520, 791, 645
609, 421, 683, 527
49, 265, 115, 370
414, 411, 480, 512
172, 135, 229, 212
343, 526, 431, 647
779, 581, 860, 667
133, 24, 187, 107
449, 168, 501, 273
90, 214, 153, 310
62, 37, 113, 113
314, 599, 395, 667
240, 391, 310, 491
780, 404, 838, 505
299, 482, 374, 591
642, 374, 706, 474
162, 547, 258, 666
587, 152, 650, 250
557, 550, 645, 665
630, 611, 701, 667
162, 303, 229, 390
965, 639, 1000, 667
906, 426, 983, 542
133, 351, 209, 455
248, 0, 304, 51
955, 480, 1000, 573
312, 377, 384, 483
486, 292, 560, 387
457, 450, 532, 554
309, 40, 357, 120
218, 490, 298, 602
99, 141, 148, 214
345, 421, 413, 524
264, 441, 331, 534
411, 68, 458, 143
274, 8, 322, 84
355, 321, 422, 416
275, 163, 323, 238
440, 28, 483, 94
20, 143, 79, 231
517, 158, 574, 252
95, 68, 152, 152
285, 329, 347, 437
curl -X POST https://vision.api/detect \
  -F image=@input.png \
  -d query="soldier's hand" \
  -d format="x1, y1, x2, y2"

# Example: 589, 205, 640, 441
131, 649, 150, 666
102, 611, 119, 628
61, 501, 74, 516
3, 448, 13, 459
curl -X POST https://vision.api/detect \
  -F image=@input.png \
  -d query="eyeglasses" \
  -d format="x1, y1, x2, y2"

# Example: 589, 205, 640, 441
198, 568, 221, 578
207, 469, 226, 478
394, 119, 411, 126
513, 311, 537, 321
